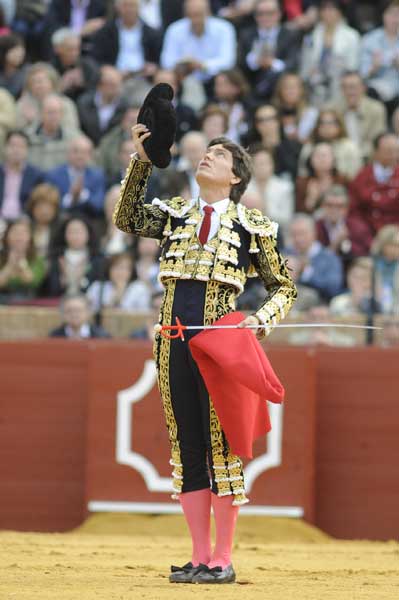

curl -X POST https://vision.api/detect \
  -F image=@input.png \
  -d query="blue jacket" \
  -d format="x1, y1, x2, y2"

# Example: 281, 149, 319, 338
46, 164, 105, 216
0, 164, 44, 213
287, 242, 344, 300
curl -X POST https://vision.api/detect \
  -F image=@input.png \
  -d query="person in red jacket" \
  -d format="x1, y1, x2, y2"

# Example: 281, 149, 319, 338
348, 133, 399, 253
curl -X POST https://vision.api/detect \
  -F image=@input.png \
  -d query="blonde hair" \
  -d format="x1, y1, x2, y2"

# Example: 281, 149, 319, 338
371, 225, 399, 255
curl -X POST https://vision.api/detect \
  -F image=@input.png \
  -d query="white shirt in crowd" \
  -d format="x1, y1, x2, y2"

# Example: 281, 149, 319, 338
86, 280, 151, 313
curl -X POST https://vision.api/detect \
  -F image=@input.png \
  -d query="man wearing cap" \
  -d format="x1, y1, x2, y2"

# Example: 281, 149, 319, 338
113, 87, 296, 584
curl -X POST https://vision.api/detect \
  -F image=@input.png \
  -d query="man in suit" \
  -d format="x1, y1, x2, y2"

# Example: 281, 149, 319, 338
0, 130, 44, 221
86, 0, 162, 76
77, 65, 128, 146
335, 71, 388, 162
46, 134, 106, 217
49, 293, 111, 338
238, 0, 302, 98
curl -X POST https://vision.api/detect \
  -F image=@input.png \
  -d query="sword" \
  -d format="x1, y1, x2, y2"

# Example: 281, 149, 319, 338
154, 317, 382, 341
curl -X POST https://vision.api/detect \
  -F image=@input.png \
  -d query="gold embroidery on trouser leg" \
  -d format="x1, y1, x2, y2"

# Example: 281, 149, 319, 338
204, 280, 248, 503
155, 280, 183, 498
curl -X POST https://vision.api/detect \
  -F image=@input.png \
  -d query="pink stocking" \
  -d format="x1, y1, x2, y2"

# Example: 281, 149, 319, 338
179, 488, 212, 566
208, 494, 239, 569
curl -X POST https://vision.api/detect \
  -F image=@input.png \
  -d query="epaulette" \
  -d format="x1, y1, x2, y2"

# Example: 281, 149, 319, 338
236, 204, 278, 238
152, 196, 196, 218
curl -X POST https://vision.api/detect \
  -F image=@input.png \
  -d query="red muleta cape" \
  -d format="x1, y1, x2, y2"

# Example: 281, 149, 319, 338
189, 311, 284, 458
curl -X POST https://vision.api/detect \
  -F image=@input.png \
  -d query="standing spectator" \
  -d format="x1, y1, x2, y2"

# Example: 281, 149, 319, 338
213, 68, 250, 142
49, 293, 111, 338
371, 224, 399, 315
51, 28, 100, 102
16, 62, 80, 132
0, 130, 44, 222
160, 0, 236, 87
46, 135, 106, 218
246, 144, 294, 230
272, 72, 319, 143
46, 216, 103, 297
86, 251, 151, 313
335, 70, 388, 162
300, 0, 361, 106
297, 108, 362, 179
0, 216, 47, 302
27, 94, 80, 170
348, 133, 399, 252
360, 0, 399, 117
329, 257, 374, 317
26, 183, 60, 259
0, 33, 28, 98
87, 0, 162, 77
238, 0, 301, 98
177, 131, 208, 199
245, 103, 302, 179
95, 104, 140, 182
285, 212, 344, 300
77, 65, 128, 145
316, 184, 371, 262
296, 142, 348, 213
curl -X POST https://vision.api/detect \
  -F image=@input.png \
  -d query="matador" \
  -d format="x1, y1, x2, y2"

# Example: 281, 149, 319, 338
113, 123, 297, 584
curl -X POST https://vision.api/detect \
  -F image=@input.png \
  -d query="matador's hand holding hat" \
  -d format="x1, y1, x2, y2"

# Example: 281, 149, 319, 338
137, 83, 177, 168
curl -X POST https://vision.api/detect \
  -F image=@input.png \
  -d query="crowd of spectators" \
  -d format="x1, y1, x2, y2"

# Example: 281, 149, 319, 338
0, 0, 397, 344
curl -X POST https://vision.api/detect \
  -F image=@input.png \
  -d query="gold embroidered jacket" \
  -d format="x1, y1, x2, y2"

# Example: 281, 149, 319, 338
113, 156, 297, 334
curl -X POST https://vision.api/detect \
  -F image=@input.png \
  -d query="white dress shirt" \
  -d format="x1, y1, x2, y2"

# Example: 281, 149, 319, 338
197, 197, 230, 242
116, 22, 145, 72
160, 16, 236, 80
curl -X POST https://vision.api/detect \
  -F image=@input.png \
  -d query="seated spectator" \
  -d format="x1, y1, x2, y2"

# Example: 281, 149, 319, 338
0, 130, 44, 222
11, 0, 48, 62
245, 103, 301, 179
316, 184, 371, 264
45, 0, 107, 40
200, 104, 229, 142
284, 254, 322, 313
360, 0, 399, 117
26, 182, 60, 259
129, 289, 164, 340
77, 65, 128, 146
288, 303, 357, 346
161, 0, 236, 88
330, 257, 374, 316
0, 86, 16, 157
371, 224, 399, 315
46, 134, 105, 218
153, 68, 199, 142
296, 142, 348, 213
101, 184, 133, 255
238, 0, 301, 99
27, 94, 81, 171
49, 292, 111, 338
246, 144, 294, 230
335, 70, 388, 162
348, 133, 399, 252
135, 236, 162, 296
0, 216, 47, 302
86, 251, 151, 315
46, 216, 103, 297
51, 28, 100, 102
87, 0, 162, 77
177, 131, 208, 199
300, 0, 361, 106
298, 108, 362, 179
0, 33, 28, 98
213, 68, 250, 142
285, 212, 344, 300
16, 62, 80, 132
95, 104, 139, 183
272, 72, 319, 143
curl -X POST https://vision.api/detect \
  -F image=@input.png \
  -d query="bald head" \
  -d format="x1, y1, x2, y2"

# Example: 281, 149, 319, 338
67, 135, 93, 169
180, 131, 207, 170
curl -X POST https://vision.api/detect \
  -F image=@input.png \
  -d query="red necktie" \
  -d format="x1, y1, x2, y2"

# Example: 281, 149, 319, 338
198, 205, 214, 245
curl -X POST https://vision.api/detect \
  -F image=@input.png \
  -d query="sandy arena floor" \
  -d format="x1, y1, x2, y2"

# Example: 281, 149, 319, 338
1, 514, 398, 600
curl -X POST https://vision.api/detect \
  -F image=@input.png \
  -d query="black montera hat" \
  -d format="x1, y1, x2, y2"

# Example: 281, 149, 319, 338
137, 83, 177, 169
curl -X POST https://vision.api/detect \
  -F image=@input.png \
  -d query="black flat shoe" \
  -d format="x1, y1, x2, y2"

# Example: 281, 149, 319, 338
169, 562, 207, 583
192, 564, 236, 584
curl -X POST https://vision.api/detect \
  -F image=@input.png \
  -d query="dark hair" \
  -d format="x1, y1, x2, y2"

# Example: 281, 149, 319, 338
306, 142, 337, 177
6, 129, 30, 146
0, 33, 24, 70
0, 217, 36, 267
215, 68, 250, 100
373, 131, 396, 150
50, 215, 99, 258
201, 103, 229, 133
207, 136, 252, 204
